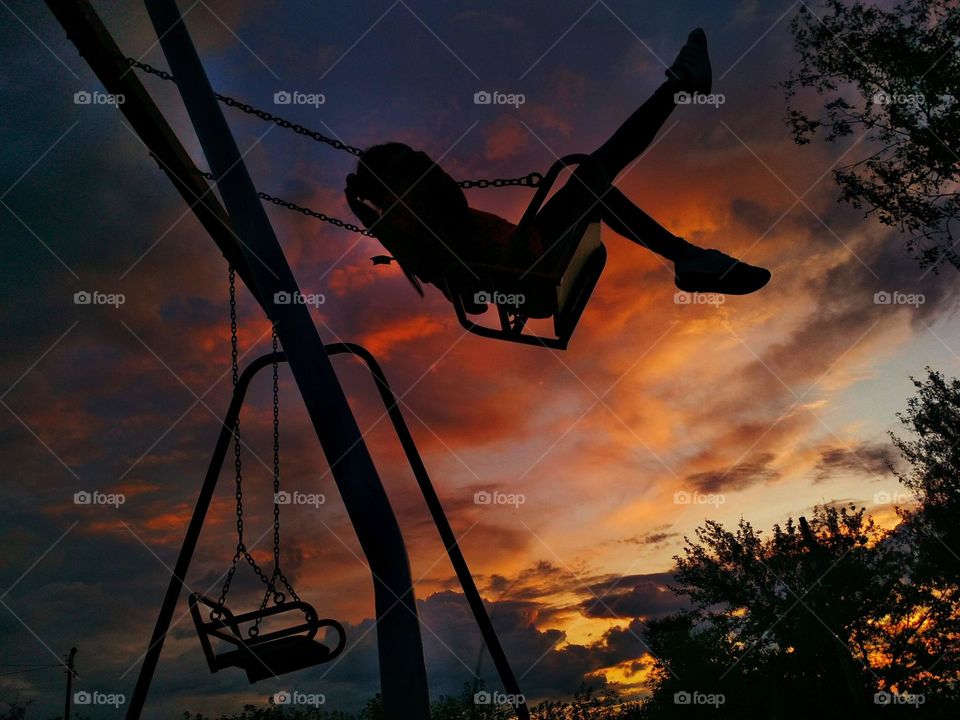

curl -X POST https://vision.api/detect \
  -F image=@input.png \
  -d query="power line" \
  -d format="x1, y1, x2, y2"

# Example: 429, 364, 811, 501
0, 664, 63, 677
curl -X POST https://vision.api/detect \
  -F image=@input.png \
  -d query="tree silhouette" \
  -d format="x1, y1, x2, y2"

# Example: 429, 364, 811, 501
893, 369, 960, 584
782, 0, 960, 271
890, 369, 960, 696
642, 507, 893, 718
640, 371, 960, 718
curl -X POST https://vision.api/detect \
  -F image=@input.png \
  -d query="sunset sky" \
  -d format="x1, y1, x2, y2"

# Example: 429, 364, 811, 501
1, 0, 959, 717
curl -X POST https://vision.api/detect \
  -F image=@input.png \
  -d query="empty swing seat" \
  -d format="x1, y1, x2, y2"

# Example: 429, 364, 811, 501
189, 593, 346, 684
443, 154, 607, 350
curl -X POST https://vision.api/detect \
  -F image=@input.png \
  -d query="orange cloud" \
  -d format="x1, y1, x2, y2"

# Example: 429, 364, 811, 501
356, 313, 448, 358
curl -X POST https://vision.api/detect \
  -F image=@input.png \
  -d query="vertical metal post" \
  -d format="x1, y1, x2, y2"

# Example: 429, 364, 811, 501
139, 2, 431, 719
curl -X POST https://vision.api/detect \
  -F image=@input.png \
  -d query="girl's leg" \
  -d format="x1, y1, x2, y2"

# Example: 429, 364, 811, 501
531, 30, 709, 258
531, 80, 682, 257
534, 175, 771, 296
596, 187, 694, 262
529, 30, 771, 295
590, 82, 679, 181
591, 27, 712, 179
532, 162, 694, 263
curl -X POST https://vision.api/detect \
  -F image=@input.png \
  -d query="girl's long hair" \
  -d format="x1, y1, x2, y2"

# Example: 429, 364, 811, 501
354, 143, 469, 293
357, 142, 467, 217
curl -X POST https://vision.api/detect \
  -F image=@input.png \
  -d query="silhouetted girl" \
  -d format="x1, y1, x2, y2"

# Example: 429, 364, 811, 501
345, 29, 770, 306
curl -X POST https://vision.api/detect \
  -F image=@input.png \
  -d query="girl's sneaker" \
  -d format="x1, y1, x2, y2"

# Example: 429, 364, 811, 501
666, 28, 712, 95
674, 248, 771, 295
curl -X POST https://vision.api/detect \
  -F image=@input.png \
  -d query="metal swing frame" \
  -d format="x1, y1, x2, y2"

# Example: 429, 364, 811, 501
179, 343, 530, 705
45, 1, 530, 718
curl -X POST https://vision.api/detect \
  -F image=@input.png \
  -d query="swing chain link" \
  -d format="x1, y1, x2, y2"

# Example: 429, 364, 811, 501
263, 193, 376, 236
126, 58, 174, 82
457, 172, 543, 189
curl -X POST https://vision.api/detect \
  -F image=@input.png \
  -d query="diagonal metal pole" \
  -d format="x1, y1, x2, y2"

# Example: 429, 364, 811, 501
44, 0, 263, 307
328, 344, 531, 720
136, 1, 431, 718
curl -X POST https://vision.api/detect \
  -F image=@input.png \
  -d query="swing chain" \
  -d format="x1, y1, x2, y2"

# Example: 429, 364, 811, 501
250, 326, 301, 630
214, 267, 243, 615
268, 326, 299, 605
127, 57, 174, 82
272, 329, 281, 583
191, 169, 375, 237
215, 268, 281, 628
191, 167, 541, 237
127, 58, 544, 189
127, 58, 364, 156
220, 95, 364, 156
263, 193, 375, 236
457, 173, 543, 189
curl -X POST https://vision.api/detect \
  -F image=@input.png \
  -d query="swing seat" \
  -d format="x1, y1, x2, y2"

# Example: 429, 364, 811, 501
443, 155, 607, 350
189, 593, 346, 684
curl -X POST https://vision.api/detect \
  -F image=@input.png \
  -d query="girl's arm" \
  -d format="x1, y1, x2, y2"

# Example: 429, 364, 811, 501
344, 174, 382, 231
